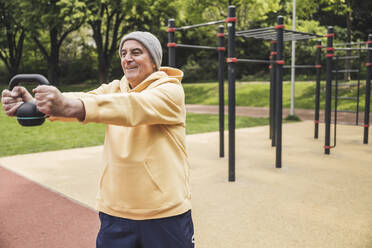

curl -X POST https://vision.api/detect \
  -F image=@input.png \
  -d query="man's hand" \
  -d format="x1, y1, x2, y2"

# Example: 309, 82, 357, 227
33, 85, 85, 121
1, 86, 34, 117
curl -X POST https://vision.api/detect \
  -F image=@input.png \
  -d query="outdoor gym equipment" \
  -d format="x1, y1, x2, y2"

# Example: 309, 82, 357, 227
232, 15, 322, 171
323, 30, 372, 154
8, 74, 51, 127
280, 41, 323, 140
168, 15, 226, 159
168, 5, 323, 181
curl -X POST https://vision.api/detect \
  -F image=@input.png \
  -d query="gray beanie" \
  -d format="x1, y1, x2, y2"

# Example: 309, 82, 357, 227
119, 31, 162, 70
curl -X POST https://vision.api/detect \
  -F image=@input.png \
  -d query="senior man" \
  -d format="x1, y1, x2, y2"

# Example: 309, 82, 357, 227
1, 31, 194, 248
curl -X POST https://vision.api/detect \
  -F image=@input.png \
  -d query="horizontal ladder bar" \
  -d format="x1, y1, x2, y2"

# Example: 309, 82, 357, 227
176, 44, 218, 50
237, 58, 272, 64
283, 65, 316, 69
333, 41, 366, 47
332, 83, 358, 87
332, 69, 359, 73
332, 96, 357, 100
335, 109, 356, 113
335, 56, 360, 60
334, 47, 372, 51
176, 20, 225, 31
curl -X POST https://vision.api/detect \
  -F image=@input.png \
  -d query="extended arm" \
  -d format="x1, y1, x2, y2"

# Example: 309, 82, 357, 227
33, 85, 86, 121
81, 82, 185, 126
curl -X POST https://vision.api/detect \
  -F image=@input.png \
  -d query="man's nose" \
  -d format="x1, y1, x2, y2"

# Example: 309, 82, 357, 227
122, 53, 133, 62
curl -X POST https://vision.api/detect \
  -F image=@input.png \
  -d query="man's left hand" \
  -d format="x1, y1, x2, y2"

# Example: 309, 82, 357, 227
33, 85, 85, 121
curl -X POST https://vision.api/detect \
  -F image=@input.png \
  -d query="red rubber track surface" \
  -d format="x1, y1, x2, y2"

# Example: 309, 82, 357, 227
0, 166, 99, 248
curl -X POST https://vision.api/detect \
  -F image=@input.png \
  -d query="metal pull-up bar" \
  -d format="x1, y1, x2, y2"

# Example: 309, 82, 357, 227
283, 65, 318, 69
175, 20, 226, 31
237, 58, 271, 64
169, 44, 218, 50
332, 69, 359, 73
167, 16, 227, 161
335, 55, 360, 60
334, 41, 366, 47
334, 47, 372, 51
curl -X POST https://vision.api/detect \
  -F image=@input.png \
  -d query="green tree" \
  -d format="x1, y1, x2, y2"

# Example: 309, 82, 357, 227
87, 0, 127, 83
19, 0, 87, 84
86, 0, 177, 83
0, 0, 26, 78
179, 0, 281, 28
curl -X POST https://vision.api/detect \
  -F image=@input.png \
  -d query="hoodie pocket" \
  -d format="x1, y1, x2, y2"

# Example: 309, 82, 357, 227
143, 161, 165, 194
99, 162, 166, 210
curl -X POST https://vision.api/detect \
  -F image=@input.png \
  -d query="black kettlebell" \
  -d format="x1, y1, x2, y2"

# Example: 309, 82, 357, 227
8, 74, 51, 126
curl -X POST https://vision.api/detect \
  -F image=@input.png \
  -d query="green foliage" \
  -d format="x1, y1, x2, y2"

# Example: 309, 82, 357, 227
181, 54, 219, 83
0, 0, 26, 77
285, 114, 301, 121
17, 0, 88, 83
19, 0, 87, 32
179, 0, 281, 26
58, 28, 98, 84
86, 0, 178, 82
0, 0, 371, 85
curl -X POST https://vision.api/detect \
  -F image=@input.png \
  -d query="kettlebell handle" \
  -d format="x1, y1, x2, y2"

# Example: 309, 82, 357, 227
9, 74, 50, 91
7, 74, 51, 127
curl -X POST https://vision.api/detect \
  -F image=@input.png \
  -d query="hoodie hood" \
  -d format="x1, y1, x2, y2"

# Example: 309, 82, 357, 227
120, 67, 184, 93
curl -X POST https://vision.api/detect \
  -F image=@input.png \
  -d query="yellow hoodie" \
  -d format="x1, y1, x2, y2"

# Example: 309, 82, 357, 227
54, 67, 191, 220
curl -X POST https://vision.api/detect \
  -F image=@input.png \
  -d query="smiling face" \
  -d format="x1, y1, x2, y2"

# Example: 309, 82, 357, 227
120, 40, 156, 88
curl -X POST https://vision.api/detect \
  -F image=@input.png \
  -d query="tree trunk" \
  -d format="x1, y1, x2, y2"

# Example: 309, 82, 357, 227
0, 27, 25, 80
48, 27, 60, 85
98, 56, 109, 83
47, 57, 59, 85
97, 51, 115, 83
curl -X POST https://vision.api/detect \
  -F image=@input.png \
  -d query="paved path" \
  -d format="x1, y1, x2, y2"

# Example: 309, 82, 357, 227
186, 104, 372, 125
1, 122, 372, 248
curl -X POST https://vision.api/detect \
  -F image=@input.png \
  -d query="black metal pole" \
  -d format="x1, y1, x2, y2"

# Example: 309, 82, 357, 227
314, 40, 322, 139
363, 34, 372, 144
275, 16, 284, 168
168, 19, 176, 67
270, 41, 277, 146
269, 42, 274, 140
218, 25, 225, 157
324, 27, 334, 154
356, 45, 362, 125
334, 56, 338, 148
227, 5, 236, 181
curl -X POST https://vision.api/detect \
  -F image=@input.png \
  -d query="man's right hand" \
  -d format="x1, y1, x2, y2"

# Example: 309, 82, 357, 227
1, 86, 34, 117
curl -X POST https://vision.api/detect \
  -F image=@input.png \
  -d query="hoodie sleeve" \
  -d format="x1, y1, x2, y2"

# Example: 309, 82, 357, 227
62, 80, 121, 98
48, 80, 121, 122
80, 81, 185, 126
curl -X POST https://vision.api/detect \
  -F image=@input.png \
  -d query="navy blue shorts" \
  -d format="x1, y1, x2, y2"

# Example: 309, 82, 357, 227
96, 210, 195, 248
